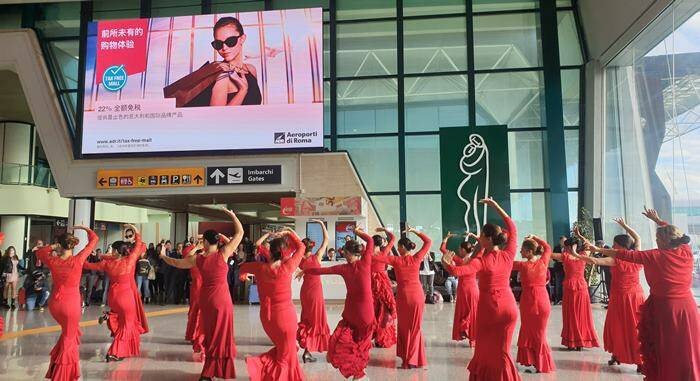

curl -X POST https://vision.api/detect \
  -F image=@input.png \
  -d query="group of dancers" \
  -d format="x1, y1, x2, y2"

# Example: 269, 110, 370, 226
1, 198, 699, 381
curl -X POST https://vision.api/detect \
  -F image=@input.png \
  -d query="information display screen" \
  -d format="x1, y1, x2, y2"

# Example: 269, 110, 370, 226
81, 8, 323, 155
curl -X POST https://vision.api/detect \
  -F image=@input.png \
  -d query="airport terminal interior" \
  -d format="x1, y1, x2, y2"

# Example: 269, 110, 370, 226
0, 0, 699, 380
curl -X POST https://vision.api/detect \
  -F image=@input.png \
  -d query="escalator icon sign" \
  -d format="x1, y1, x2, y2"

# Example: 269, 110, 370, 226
227, 168, 243, 184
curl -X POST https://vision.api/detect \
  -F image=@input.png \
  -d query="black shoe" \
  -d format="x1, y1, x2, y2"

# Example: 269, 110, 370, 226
198, 377, 213, 381
106, 354, 123, 362
98, 312, 109, 325
302, 352, 317, 363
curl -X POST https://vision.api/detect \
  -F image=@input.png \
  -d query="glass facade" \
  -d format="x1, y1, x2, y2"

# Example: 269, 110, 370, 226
3, 0, 585, 252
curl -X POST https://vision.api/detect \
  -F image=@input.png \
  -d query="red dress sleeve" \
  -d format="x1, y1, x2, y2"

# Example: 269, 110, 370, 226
84, 260, 106, 272
380, 232, 396, 256
440, 241, 448, 255
239, 262, 262, 279
36, 246, 54, 268
356, 231, 374, 267
445, 257, 483, 276
503, 216, 518, 258
615, 248, 658, 265
257, 245, 271, 261
281, 233, 306, 273
305, 264, 345, 276
76, 229, 100, 262
512, 261, 525, 272
412, 232, 432, 263
533, 236, 552, 266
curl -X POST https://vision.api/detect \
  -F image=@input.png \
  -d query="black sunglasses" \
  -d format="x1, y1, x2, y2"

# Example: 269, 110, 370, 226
211, 35, 242, 50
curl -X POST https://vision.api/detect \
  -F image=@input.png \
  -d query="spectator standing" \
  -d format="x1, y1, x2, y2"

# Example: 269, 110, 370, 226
551, 236, 566, 304
419, 251, 437, 304
136, 251, 152, 303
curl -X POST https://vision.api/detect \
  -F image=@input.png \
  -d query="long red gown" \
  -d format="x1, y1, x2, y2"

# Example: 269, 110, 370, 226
443, 216, 520, 381
615, 239, 700, 380
374, 231, 431, 369
305, 231, 375, 378
371, 234, 397, 348
36, 229, 98, 381
103, 239, 149, 337
183, 245, 204, 353
84, 234, 148, 358
440, 242, 479, 344
196, 252, 237, 379
512, 237, 555, 373
603, 258, 644, 365
296, 254, 330, 353
239, 233, 306, 381
560, 250, 600, 348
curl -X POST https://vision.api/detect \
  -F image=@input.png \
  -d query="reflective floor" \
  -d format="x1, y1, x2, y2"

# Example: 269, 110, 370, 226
0, 302, 642, 380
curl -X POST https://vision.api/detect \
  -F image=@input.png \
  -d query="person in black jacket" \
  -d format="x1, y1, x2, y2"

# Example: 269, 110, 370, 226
551, 236, 567, 304
24, 269, 49, 310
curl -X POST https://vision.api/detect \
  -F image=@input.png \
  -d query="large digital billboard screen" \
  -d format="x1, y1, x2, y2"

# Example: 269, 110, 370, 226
81, 8, 323, 156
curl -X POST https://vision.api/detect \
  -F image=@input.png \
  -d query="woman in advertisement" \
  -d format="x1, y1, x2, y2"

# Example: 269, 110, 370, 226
371, 228, 398, 348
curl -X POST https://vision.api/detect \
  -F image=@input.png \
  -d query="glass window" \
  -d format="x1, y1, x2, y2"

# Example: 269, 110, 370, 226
561, 69, 580, 126
337, 21, 397, 76
35, 3, 81, 38
323, 23, 330, 78
403, 17, 468, 74
371, 195, 400, 232
93, 0, 140, 20
337, 79, 398, 134
338, 137, 399, 192
406, 194, 443, 254
565, 129, 579, 188
557, 0, 573, 7
48, 41, 79, 90
475, 71, 545, 128
557, 11, 583, 66
403, 0, 466, 17
324, 138, 332, 150
508, 131, 545, 189
61, 92, 77, 132
337, 0, 396, 20
211, 1, 265, 13
0, 5, 22, 29
405, 135, 441, 191
510, 192, 548, 238
151, 0, 201, 17
272, 0, 328, 9
473, 0, 537, 12
474, 13, 542, 70
405, 75, 469, 132
324, 81, 330, 135
568, 191, 578, 227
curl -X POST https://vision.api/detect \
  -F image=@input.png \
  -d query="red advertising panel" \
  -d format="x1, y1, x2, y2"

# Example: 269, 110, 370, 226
280, 196, 362, 217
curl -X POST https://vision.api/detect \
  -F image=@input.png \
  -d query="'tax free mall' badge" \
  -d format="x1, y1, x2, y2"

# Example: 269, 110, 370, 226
102, 64, 127, 91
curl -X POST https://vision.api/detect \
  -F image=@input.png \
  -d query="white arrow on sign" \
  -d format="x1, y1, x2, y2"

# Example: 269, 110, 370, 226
210, 169, 225, 184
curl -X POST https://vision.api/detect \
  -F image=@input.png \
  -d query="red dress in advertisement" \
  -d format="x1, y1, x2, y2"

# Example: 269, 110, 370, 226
371, 232, 398, 348
615, 241, 700, 380
305, 231, 375, 379
560, 250, 600, 349
37, 229, 99, 381
239, 233, 306, 381
374, 232, 432, 369
603, 258, 644, 365
296, 254, 330, 353
84, 234, 148, 359
511, 238, 555, 373
440, 242, 479, 344
183, 245, 204, 353
443, 216, 520, 381
196, 252, 237, 379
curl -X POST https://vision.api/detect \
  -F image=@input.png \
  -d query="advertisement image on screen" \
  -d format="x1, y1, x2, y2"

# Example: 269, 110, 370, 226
81, 8, 323, 155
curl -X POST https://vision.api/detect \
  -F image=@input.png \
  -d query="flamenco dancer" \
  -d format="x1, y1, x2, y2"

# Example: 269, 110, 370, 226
296, 220, 331, 363
183, 237, 205, 354
0, 231, 3, 339
238, 228, 306, 381
440, 232, 480, 346
298, 227, 375, 380
84, 224, 148, 362
587, 208, 700, 381
569, 219, 644, 371
441, 197, 520, 380
550, 237, 600, 351
370, 227, 398, 348
511, 235, 555, 373
160, 207, 243, 381
374, 224, 432, 369
36, 225, 98, 380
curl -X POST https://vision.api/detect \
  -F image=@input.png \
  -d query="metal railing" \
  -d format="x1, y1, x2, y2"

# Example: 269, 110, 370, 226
1, 162, 57, 188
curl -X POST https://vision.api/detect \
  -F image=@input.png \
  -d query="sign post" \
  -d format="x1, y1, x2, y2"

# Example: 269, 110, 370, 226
206, 166, 282, 186
96, 168, 205, 189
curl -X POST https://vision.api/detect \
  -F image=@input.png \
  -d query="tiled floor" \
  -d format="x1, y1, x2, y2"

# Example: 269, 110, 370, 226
0, 302, 643, 380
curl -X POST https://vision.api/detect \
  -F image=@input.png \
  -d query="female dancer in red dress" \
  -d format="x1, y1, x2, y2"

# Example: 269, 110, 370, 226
0, 231, 4, 339
374, 225, 431, 369
296, 219, 331, 362
239, 227, 306, 381
160, 207, 243, 381
298, 227, 375, 380
441, 197, 520, 380
440, 232, 480, 346
183, 237, 205, 353
512, 235, 555, 373
36, 225, 98, 380
569, 219, 644, 370
371, 227, 397, 348
550, 237, 600, 351
587, 208, 700, 381
84, 224, 147, 362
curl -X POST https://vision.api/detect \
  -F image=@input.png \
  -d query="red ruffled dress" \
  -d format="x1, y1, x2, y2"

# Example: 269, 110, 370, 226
84, 234, 148, 358
371, 234, 398, 348
440, 242, 479, 344
240, 234, 306, 381
443, 216, 521, 381
560, 251, 600, 348
37, 229, 99, 381
305, 231, 376, 378
615, 240, 700, 380
181, 245, 204, 353
512, 238, 555, 373
296, 254, 330, 353
374, 231, 432, 369
197, 252, 237, 379
603, 258, 644, 365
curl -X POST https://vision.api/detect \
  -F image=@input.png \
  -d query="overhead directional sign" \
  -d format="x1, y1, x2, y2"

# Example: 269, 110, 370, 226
97, 168, 205, 189
206, 165, 282, 186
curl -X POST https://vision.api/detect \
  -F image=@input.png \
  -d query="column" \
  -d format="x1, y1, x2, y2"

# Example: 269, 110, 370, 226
68, 198, 95, 253
170, 212, 188, 243
0, 216, 28, 254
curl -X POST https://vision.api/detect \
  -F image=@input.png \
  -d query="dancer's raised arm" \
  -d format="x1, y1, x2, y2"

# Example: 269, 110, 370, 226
221, 207, 244, 259
159, 243, 196, 269
377, 227, 396, 256
74, 226, 99, 262
311, 219, 329, 262
407, 224, 432, 262
614, 217, 641, 250
480, 197, 517, 256
441, 250, 482, 276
